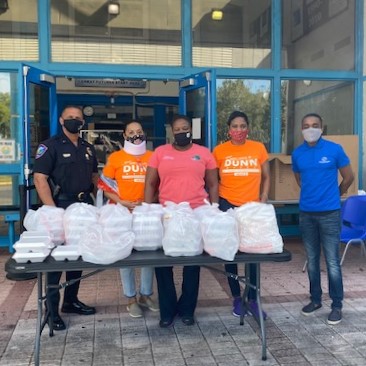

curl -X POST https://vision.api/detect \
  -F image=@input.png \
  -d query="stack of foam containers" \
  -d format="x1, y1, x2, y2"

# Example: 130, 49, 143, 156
51, 245, 81, 261
12, 231, 53, 263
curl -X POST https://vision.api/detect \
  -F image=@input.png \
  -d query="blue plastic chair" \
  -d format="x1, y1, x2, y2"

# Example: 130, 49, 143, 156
339, 195, 366, 265
302, 195, 366, 271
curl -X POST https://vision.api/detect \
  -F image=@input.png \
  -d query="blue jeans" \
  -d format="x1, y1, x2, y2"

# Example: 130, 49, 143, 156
299, 210, 343, 309
120, 267, 154, 298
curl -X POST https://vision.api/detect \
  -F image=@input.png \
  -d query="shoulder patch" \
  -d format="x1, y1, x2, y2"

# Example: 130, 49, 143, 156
35, 144, 48, 159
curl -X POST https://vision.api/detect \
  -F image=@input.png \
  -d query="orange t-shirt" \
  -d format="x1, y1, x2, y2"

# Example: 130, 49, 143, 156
213, 140, 268, 206
102, 149, 153, 202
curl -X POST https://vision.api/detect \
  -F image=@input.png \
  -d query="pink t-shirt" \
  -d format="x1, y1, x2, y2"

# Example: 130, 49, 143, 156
148, 144, 217, 208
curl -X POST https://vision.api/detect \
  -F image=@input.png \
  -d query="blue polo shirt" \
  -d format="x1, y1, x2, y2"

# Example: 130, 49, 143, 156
292, 138, 350, 212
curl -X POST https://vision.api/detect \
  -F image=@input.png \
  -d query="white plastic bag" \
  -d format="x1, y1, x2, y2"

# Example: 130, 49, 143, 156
99, 203, 132, 231
201, 209, 239, 261
162, 202, 203, 257
79, 223, 134, 264
132, 203, 164, 251
193, 199, 220, 221
235, 202, 283, 254
64, 203, 99, 245
23, 206, 65, 245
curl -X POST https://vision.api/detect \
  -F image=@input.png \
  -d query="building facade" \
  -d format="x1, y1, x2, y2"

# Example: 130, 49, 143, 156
0, 0, 364, 211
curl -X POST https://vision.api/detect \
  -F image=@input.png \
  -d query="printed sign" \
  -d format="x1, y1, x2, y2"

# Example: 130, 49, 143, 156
0, 139, 16, 162
75, 78, 147, 89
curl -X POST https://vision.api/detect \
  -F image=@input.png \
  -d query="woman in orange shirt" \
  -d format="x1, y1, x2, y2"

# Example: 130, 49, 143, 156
213, 111, 270, 319
102, 121, 159, 318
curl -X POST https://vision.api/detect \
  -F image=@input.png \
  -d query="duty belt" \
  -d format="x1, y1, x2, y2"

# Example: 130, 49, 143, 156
57, 192, 91, 202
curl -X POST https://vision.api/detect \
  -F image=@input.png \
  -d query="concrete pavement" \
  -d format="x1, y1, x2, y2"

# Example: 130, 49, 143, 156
1, 238, 366, 366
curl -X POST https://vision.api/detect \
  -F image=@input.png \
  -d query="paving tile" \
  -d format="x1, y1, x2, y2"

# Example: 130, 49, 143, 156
1, 240, 366, 366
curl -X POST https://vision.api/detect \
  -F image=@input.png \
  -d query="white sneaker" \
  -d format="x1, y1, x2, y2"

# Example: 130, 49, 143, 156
127, 301, 143, 318
138, 296, 159, 312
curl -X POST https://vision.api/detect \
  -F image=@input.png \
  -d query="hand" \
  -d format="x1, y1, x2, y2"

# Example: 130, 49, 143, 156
260, 193, 268, 203
121, 200, 141, 211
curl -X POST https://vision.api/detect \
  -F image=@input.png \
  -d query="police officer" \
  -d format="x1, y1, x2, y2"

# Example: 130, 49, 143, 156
33, 105, 99, 330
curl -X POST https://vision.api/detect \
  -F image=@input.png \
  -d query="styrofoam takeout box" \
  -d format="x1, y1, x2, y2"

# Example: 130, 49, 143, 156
51, 245, 80, 261
12, 249, 50, 263
13, 237, 54, 251
20, 231, 50, 238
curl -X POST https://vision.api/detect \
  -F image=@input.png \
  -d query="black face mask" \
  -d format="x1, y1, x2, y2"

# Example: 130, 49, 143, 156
63, 119, 84, 134
174, 132, 192, 147
126, 134, 146, 143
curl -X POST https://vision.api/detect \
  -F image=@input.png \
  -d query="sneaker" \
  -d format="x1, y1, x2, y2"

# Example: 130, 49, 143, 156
301, 302, 322, 316
248, 300, 267, 320
232, 297, 246, 317
327, 308, 342, 325
127, 301, 143, 318
138, 296, 159, 312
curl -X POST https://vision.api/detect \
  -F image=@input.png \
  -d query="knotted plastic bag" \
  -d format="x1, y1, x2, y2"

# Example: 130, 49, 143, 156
201, 208, 239, 261
132, 203, 164, 251
99, 203, 132, 237
162, 202, 203, 257
79, 223, 134, 264
64, 203, 99, 245
23, 205, 65, 245
235, 202, 283, 254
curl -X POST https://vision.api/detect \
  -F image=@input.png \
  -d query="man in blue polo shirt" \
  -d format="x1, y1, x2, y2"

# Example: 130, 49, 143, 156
292, 113, 354, 325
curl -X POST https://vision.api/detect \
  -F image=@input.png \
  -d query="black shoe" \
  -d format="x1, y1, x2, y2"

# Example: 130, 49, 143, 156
301, 302, 322, 316
48, 315, 66, 331
159, 317, 175, 328
181, 315, 195, 326
61, 300, 96, 315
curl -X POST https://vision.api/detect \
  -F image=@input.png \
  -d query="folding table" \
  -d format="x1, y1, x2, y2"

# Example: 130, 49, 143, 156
5, 249, 291, 365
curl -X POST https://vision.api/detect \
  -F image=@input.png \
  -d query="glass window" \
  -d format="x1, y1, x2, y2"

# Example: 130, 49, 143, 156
216, 79, 271, 150
0, 0, 38, 60
0, 175, 19, 206
50, 0, 181, 65
0, 72, 20, 163
282, 0, 355, 70
281, 80, 354, 154
192, 0, 271, 68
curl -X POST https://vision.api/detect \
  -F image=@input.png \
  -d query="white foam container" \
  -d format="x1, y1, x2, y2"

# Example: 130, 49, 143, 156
12, 249, 50, 263
13, 237, 54, 251
51, 245, 80, 261
20, 231, 50, 239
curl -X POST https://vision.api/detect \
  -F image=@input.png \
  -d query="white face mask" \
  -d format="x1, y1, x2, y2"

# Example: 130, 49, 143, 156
302, 127, 322, 143
123, 140, 146, 155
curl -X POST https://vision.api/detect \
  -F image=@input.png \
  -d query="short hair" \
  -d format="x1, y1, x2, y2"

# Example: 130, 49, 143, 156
61, 105, 82, 115
301, 113, 323, 126
170, 114, 192, 128
227, 111, 249, 126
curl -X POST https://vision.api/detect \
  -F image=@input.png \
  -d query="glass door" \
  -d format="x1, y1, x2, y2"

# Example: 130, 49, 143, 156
21, 65, 57, 214
179, 70, 216, 149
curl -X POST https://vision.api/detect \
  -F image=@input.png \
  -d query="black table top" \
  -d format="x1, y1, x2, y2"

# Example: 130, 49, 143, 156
5, 249, 292, 274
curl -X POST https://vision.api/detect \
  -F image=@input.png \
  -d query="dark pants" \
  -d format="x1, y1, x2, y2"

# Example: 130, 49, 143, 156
47, 270, 82, 313
47, 197, 92, 314
155, 266, 200, 320
219, 197, 257, 301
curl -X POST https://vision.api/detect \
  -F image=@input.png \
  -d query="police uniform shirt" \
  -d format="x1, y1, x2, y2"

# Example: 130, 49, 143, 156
33, 132, 98, 194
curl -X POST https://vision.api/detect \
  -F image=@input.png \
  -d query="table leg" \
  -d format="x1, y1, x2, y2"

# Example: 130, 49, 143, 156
33, 272, 43, 366
254, 263, 267, 361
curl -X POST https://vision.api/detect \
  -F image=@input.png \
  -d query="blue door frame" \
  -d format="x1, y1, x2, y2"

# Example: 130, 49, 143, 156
179, 70, 217, 149
21, 65, 57, 212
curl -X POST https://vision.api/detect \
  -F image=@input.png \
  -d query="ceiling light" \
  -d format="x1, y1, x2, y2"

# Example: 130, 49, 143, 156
108, 2, 120, 15
211, 9, 223, 21
0, 0, 9, 15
